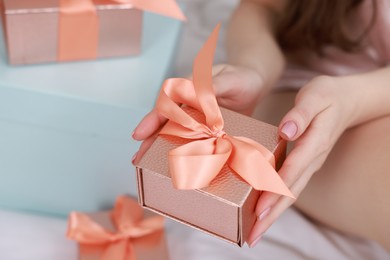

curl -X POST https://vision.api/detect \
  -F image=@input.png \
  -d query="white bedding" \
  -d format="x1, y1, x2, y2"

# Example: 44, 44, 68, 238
1, 207, 388, 260
1, 0, 389, 259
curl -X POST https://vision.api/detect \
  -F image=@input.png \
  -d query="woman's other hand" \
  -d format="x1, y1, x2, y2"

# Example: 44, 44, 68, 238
248, 75, 358, 247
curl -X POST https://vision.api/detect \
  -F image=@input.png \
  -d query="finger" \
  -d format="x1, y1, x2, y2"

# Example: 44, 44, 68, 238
217, 96, 254, 115
213, 67, 258, 115
211, 64, 229, 77
187, 64, 227, 81
212, 64, 236, 98
248, 156, 326, 248
252, 125, 334, 248
279, 88, 330, 141
256, 119, 331, 216
132, 110, 167, 141
255, 146, 311, 216
132, 134, 158, 165
247, 194, 295, 247
255, 146, 325, 216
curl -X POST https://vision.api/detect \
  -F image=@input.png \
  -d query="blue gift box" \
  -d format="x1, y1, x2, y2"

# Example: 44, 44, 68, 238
0, 12, 182, 216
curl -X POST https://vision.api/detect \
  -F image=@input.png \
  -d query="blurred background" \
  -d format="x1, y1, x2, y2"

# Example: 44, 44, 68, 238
0, 0, 388, 259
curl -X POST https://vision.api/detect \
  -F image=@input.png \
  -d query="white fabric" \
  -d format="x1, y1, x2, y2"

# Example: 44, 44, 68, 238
0, 210, 76, 260
1, 208, 388, 260
1, 1, 389, 259
167, 208, 389, 260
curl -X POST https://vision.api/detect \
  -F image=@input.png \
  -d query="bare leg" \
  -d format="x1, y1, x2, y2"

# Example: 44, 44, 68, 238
253, 90, 390, 252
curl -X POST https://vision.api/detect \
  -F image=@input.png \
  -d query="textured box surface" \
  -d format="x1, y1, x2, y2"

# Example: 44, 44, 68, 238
0, 11, 182, 216
136, 107, 286, 246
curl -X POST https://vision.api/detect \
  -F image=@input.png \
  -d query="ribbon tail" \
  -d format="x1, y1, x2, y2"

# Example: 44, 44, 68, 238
101, 240, 131, 260
129, 0, 186, 20
192, 24, 224, 130
58, 0, 99, 61
228, 137, 294, 198
127, 242, 137, 260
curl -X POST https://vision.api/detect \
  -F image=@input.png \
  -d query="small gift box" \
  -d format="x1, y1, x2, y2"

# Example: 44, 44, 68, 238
2, 0, 185, 65
67, 195, 169, 260
135, 25, 294, 247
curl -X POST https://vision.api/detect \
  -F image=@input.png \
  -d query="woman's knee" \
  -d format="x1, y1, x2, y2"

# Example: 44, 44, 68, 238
295, 115, 390, 249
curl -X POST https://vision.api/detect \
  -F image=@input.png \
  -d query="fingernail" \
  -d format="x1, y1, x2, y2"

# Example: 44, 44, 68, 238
258, 207, 270, 221
131, 152, 138, 165
249, 235, 262, 248
131, 131, 135, 139
281, 121, 297, 139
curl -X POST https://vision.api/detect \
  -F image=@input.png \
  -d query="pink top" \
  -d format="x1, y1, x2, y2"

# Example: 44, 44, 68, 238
277, 0, 390, 89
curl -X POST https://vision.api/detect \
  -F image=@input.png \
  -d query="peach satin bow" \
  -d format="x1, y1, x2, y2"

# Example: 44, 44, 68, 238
58, 0, 185, 61
67, 196, 164, 260
156, 24, 294, 198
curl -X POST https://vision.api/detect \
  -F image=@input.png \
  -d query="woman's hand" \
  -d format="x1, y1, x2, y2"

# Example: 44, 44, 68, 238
132, 64, 266, 163
247, 75, 359, 247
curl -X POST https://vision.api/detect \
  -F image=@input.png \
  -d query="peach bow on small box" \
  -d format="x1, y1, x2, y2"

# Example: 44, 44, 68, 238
67, 196, 168, 260
155, 24, 293, 198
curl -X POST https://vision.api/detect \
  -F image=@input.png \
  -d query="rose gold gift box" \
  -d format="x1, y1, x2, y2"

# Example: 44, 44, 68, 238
135, 106, 286, 247
76, 209, 169, 260
2, 0, 142, 65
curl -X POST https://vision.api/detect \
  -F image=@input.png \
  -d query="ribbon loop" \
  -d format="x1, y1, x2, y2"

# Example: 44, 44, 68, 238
156, 24, 294, 198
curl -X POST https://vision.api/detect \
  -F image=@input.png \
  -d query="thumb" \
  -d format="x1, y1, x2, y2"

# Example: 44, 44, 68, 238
211, 64, 258, 115
279, 89, 329, 141
211, 64, 237, 97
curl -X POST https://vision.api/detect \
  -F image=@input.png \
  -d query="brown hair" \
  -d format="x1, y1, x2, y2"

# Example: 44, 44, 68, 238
277, 0, 376, 53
